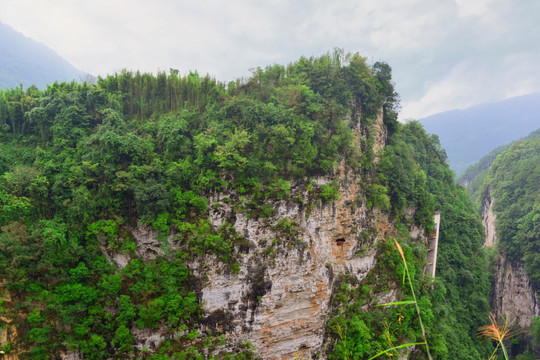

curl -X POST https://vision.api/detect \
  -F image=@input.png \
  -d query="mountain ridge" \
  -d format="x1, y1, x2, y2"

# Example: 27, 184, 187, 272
419, 92, 540, 175
0, 21, 88, 89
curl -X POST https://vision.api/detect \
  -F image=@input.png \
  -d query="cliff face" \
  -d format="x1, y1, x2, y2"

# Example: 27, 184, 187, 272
482, 191, 539, 328
481, 189, 497, 247
100, 165, 390, 359
200, 163, 391, 359
196, 114, 395, 359
492, 255, 540, 328
103, 111, 402, 359
3, 164, 389, 360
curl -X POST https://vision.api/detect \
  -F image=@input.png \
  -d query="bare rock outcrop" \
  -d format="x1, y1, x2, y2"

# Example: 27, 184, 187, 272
199, 161, 395, 359
56, 109, 405, 359
482, 190, 539, 329
492, 255, 540, 328
481, 189, 497, 247
91, 157, 393, 359
372, 110, 387, 162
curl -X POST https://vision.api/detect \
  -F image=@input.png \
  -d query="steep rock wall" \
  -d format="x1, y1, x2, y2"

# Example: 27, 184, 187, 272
2, 110, 407, 359
116, 156, 404, 358
199, 161, 395, 359
372, 109, 387, 163
481, 188, 497, 247
482, 191, 539, 328
492, 255, 540, 328
193, 112, 399, 358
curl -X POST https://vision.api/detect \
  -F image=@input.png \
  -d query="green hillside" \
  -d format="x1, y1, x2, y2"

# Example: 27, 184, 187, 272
0, 52, 492, 359
461, 128, 540, 358
458, 128, 540, 206
478, 133, 540, 287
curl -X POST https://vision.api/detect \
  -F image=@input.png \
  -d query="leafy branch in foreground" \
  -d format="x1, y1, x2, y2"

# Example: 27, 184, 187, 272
370, 238, 433, 360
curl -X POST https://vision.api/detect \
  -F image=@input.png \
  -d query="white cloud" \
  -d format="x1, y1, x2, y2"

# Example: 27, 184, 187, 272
1, 0, 539, 118
400, 62, 482, 119
400, 51, 540, 120
453, 0, 495, 18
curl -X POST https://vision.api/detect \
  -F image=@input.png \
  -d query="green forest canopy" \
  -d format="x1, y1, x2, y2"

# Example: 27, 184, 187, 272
0, 51, 492, 359
480, 133, 540, 288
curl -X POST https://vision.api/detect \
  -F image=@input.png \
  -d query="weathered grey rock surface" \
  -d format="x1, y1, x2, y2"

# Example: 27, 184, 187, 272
491, 255, 540, 328
186, 112, 404, 358
482, 192, 539, 329
481, 188, 497, 247
198, 161, 393, 359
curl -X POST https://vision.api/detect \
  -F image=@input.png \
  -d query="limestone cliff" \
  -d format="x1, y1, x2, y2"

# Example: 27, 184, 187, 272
190, 112, 406, 358
107, 113, 414, 359
0, 110, 431, 359
121, 163, 404, 358
372, 109, 387, 163
200, 162, 391, 359
482, 191, 539, 329
491, 255, 540, 328
481, 188, 497, 247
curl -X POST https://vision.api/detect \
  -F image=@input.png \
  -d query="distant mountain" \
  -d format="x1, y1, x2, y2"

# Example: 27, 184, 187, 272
418, 93, 540, 175
0, 22, 88, 89
457, 127, 540, 205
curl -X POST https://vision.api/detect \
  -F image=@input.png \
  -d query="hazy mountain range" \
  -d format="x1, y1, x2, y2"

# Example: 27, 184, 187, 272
0, 22, 88, 89
419, 92, 540, 175
457, 127, 540, 204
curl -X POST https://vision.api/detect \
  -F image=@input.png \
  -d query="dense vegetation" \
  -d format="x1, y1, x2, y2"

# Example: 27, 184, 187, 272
0, 50, 400, 358
457, 143, 511, 205
326, 121, 492, 359
402, 123, 493, 360
0, 50, 492, 359
461, 127, 540, 289
478, 133, 540, 288
458, 128, 540, 358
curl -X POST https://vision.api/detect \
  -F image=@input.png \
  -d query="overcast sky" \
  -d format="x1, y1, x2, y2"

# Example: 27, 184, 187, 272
1, 0, 539, 120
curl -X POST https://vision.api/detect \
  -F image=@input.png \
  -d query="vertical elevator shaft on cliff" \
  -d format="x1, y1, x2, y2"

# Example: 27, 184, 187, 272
425, 210, 441, 278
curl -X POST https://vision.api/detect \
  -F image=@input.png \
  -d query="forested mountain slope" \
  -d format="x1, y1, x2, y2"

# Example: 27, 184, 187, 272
458, 128, 540, 206
464, 128, 540, 358
0, 52, 492, 359
0, 22, 87, 90
482, 137, 540, 283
